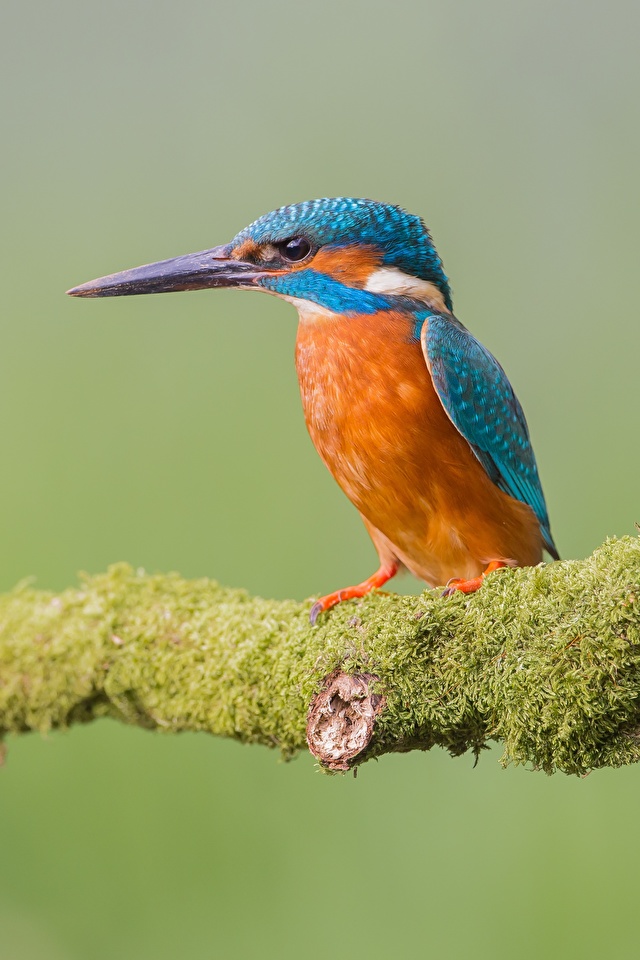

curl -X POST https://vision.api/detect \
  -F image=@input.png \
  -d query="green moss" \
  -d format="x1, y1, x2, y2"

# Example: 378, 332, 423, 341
1, 538, 639, 775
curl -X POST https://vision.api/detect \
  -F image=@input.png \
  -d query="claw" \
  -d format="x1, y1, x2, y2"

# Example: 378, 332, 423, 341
309, 601, 323, 625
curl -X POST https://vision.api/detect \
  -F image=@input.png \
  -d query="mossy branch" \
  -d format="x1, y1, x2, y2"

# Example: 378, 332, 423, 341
1, 537, 639, 775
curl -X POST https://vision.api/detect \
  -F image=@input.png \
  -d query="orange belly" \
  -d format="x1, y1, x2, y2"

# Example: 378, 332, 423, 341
295, 310, 542, 586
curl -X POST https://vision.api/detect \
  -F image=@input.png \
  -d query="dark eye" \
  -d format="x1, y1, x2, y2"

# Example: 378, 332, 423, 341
276, 237, 311, 262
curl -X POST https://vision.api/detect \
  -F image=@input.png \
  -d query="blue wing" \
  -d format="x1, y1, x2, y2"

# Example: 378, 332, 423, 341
420, 313, 558, 559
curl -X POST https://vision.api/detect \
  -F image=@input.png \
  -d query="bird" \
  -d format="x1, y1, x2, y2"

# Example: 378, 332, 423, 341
67, 197, 559, 623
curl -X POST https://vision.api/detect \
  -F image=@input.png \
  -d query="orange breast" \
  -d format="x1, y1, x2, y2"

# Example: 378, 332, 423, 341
295, 310, 542, 586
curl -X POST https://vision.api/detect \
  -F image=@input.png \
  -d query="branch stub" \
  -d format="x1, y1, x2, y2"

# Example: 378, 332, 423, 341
306, 670, 386, 771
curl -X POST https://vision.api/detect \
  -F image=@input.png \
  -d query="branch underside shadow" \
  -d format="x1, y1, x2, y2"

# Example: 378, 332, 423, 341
1, 537, 639, 775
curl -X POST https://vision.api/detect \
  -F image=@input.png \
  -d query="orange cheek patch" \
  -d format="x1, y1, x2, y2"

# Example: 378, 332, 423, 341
310, 245, 382, 286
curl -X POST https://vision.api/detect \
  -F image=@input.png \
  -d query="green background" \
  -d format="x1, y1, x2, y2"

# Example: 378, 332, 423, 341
1, 1, 639, 957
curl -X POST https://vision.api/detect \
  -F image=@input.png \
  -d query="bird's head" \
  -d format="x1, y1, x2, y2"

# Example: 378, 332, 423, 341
68, 198, 452, 316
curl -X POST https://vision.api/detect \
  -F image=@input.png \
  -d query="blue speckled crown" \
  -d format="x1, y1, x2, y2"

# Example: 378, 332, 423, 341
233, 198, 452, 311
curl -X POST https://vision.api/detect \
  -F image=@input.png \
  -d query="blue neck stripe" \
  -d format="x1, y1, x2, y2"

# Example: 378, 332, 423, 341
257, 270, 396, 315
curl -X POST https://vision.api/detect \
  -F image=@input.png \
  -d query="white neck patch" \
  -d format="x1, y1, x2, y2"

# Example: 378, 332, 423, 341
281, 295, 338, 324
364, 267, 446, 307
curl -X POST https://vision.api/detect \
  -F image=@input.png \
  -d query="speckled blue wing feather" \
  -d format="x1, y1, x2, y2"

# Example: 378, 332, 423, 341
420, 314, 558, 559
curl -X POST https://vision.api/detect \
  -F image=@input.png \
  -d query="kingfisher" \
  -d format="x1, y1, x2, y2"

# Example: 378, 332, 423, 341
68, 197, 559, 622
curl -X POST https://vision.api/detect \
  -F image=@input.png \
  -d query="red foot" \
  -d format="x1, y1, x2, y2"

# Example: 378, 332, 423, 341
310, 562, 399, 624
442, 560, 508, 597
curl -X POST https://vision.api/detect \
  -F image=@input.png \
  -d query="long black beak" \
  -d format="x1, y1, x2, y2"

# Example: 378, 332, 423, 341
66, 245, 262, 298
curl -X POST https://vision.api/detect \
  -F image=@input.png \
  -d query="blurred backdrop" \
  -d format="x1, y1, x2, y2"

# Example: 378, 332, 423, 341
1, 1, 639, 957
